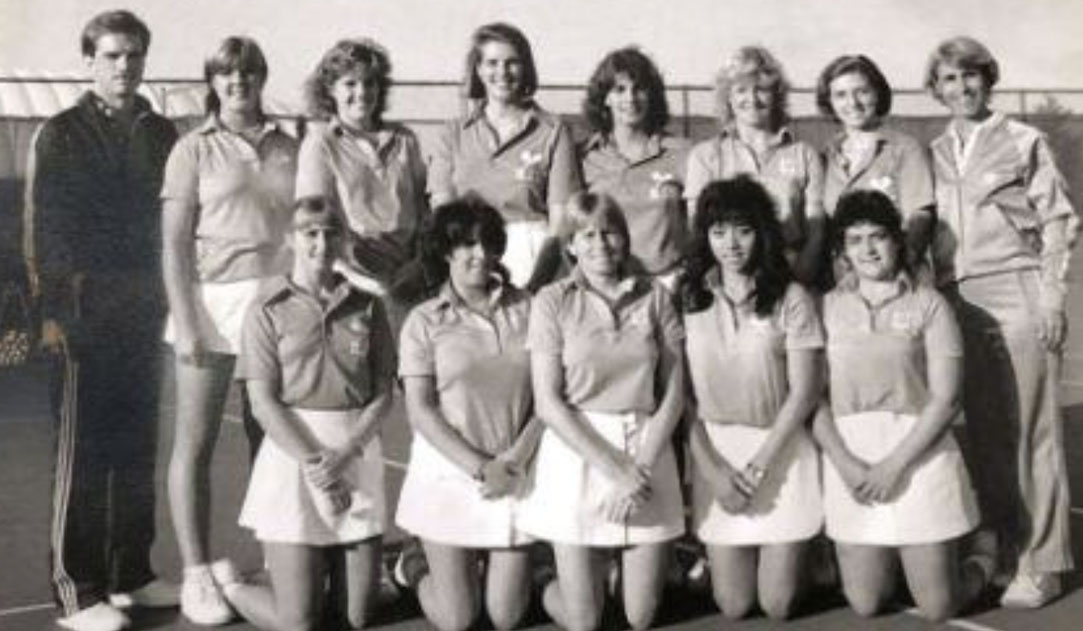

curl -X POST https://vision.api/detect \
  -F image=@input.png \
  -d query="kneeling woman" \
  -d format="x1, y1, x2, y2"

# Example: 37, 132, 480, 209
220, 198, 396, 630
395, 196, 542, 631
814, 190, 989, 621
521, 192, 686, 631
681, 176, 824, 619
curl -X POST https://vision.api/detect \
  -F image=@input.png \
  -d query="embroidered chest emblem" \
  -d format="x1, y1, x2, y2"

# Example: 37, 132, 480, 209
649, 171, 680, 199
868, 175, 895, 196
515, 150, 545, 182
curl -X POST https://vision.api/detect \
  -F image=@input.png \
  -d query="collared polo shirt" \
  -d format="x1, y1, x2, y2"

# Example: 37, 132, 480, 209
399, 282, 532, 454
161, 116, 298, 283
582, 133, 691, 274
295, 119, 427, 249
528, 270, 684, 414
685, 127, 825, 249
929, 112, 1079, 311
823, 274, 962, 418
427, 103, 582, 223
684, 273, 823, 427
823, 127, 934, 219
240, 276, 395, 409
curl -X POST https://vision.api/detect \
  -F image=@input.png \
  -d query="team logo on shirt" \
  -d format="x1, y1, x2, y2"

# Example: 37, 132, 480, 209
868, 176, 896, 200
515, 150, 545, 182
649, 171, 682, 200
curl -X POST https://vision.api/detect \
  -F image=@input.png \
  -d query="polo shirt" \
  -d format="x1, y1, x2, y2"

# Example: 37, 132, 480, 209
527, 270, 684, 414
822, 127, 934, 219
582, 133, 691, 274
295, 119, 427, 251
427, 103, 582, 223
161, 117, 298, 283
399, 281, 532, 454
823, 273, 962, 418
684, 127, 825, 248
929, 112, 1079, 311
240, 276, 396, 409
684, 272, 823, 427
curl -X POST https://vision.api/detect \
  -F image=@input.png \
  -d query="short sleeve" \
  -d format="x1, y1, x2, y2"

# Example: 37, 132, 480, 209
398, 306, 435, 378
238, 302, 281, 384
526, 286, 564, 355
294, 131, 335, 200
895, 136, 936, 219
684, 140, 715, 202
546, 120, 583, 206
160, 134, 199, 201
426, 121, 457, 200
781, 284, 825, 350
801, 143, 826, 220
923, 290, 963, 358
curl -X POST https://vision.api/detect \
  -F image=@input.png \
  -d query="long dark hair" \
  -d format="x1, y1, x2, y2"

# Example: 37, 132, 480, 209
583, 46, 669, 136
681, 176, 791, 316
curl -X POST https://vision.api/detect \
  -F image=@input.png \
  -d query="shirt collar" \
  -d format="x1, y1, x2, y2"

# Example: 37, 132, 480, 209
584, 132, 665, 161
79, 90, 153, 120
720, 125, 794, 147
261, 274, 357, 312
835, 270, 914, 305
461, 100, 541, 130
197, 115, 280, 137
566, 267, 644, 299
328, 117, 396, 147
434, 277, 509, 311
704, 266, 756, 306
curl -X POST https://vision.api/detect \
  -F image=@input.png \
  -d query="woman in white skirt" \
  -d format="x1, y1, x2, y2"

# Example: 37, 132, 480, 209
814, 189, 990, 621
521, 192, 686, 631
680, 176, 824, 619
213, 197, 396, 631
427, 22, 582, 291
160, 36, 298, 625
395, 196, 543, 631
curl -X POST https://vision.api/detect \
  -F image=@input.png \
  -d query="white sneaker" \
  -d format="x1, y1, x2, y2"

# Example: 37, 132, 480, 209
209, 558, 243, 600
109, 578, 180, 608
57, 602, 131, 631
1000, 571, 1061, 609
181, 566, 234, 625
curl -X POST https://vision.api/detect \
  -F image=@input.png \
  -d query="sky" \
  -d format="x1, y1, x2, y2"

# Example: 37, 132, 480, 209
1, 0, 1081, 114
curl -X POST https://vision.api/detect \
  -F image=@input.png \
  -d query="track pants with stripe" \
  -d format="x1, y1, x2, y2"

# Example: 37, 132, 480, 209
49, 272, 164, 615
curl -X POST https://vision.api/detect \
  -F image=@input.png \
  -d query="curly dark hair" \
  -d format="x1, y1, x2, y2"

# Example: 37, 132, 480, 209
305, 38, 392, 123
583, 46, 670, 136
815, 54, 893, 122
681, 176, 792, 316
830, 189, 909, 276
420, 194, 509, 287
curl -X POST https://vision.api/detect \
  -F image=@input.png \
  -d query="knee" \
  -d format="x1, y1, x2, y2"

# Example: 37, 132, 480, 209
561, 604, 603, 631
843, 583, 889, 618
760, 589, 799, 621
712, 586, 756, 620
624, 596, 661, 631
432, 599, 479, 631
913, 590, 957, 622
278, 612, 321, 631
488, 598, 528, 631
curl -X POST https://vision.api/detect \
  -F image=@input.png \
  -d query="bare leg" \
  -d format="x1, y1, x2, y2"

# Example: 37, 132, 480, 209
416, 540, 480, 631
835, 543, 898, 617
225, 541, 326, 631
543, 544, 606, 631
757, 542, 808, 620
705, 544, 758, 619
485, 548, 532, 630
900, 539, 985, 621
621, 542, 670, 630
328, 536, 382, 629
168, 353, 234, 567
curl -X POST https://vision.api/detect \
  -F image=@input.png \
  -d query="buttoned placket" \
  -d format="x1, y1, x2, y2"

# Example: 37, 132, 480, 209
342, 125, 397, 180
832, 134, 885, 187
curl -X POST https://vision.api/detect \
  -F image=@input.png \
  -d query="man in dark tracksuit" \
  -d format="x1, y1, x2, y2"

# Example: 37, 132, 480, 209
26, 10, 178, 631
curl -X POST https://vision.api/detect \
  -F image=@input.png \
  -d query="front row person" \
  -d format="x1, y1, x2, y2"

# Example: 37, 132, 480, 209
395, 196, 542, 631
213, 197, 396, 631
518, 192, 687, 631
813, 190, 991, 621
681, 177, 824, 620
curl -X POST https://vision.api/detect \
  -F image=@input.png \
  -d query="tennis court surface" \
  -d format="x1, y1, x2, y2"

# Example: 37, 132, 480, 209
2, 359, 1082, 631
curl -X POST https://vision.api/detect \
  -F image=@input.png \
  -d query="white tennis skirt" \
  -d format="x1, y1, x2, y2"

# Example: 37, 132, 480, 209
693, 423, 823, 546
518, 411, 685, 547
396, 434, 534, 548
163, 278, 264, 355
240, 408, 386, 546
823, 410, 979, 546
503, 220, 549, 289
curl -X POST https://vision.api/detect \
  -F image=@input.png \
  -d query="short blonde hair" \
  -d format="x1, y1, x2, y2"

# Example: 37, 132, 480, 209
715, 45, 790, 128
924, 36, 1000, 101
